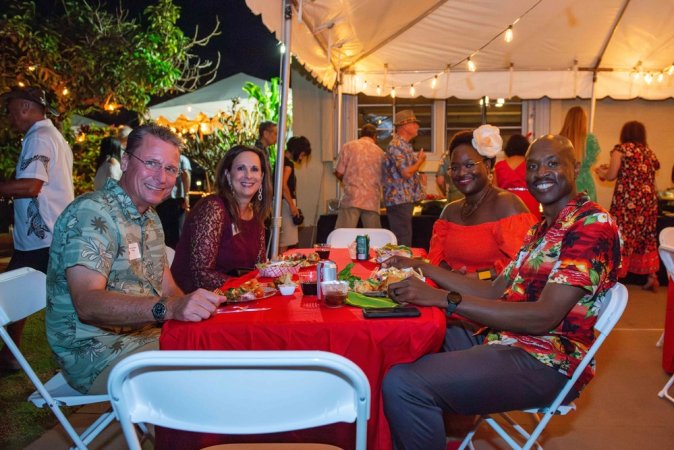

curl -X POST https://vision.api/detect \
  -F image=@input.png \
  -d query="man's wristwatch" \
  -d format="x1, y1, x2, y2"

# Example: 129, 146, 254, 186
445, 291, 462, 315
152, 296, 168, 323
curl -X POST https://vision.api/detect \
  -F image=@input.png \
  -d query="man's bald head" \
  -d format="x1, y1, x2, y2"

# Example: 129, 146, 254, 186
527, 134, 576, 165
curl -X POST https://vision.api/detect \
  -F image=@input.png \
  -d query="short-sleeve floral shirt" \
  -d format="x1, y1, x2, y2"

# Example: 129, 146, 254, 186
46, 179, 165, 393
486, 193, 621, 391
383, 134, 425, 206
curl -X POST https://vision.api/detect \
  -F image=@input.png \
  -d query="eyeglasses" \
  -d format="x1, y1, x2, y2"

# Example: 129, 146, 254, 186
126, 151, 181, 177
449, 159, 485, 173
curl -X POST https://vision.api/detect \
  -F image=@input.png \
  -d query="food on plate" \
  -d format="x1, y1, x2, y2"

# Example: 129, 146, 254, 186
352, 278, 380, 293
273, 272, 294, 287
371, 266, 424, 290
374, 244, 413, 262
214, 278, 277, 302
256, 260, 301, 278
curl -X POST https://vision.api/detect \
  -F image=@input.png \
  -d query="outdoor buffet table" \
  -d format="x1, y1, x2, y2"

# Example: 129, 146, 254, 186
157, 248, 446, 450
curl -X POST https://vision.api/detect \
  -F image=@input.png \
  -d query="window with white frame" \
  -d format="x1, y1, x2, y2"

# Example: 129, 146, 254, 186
357, 94, 433, 152
446, 97, 523, 144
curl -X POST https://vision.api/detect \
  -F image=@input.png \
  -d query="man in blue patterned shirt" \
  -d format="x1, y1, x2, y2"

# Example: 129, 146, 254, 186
46, 124, 224, 393
382, 110, 426, 246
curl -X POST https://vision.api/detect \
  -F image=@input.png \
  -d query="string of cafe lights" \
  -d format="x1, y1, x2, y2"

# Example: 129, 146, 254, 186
352, 0, 545, 98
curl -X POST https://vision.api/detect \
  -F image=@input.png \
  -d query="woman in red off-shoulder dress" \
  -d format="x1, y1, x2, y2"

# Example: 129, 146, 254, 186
428, 129, 538, 278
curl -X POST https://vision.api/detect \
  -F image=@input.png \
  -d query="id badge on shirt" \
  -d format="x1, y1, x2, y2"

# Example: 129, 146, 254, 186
128, 242, 142, 260
232, 223, 240, 237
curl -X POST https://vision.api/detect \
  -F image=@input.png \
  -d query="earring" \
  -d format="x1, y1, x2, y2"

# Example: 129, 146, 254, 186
258, 186, 263, 201
227, 177, 233, 190
488, 173, 494, 183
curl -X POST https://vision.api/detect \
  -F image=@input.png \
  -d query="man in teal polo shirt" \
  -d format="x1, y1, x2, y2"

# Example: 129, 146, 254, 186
46, 124, 224, 394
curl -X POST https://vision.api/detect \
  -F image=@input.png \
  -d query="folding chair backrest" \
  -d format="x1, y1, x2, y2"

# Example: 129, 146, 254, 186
0, 267, 46, 327
109, 350, 371, 450
326, 228, 397, 248
658, 227, 674, 277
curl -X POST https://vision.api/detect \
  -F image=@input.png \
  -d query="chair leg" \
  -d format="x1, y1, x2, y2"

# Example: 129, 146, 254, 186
658, 373, 674, 404
656, 331, 665, 348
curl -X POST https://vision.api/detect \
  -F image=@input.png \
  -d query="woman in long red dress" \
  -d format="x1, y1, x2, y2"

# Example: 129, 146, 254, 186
428, 127, 538, 279
595, 120, 660, 291
494, 134, 541, 220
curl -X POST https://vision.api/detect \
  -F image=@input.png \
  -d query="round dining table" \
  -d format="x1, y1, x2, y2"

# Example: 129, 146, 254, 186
157, 248, 446, 450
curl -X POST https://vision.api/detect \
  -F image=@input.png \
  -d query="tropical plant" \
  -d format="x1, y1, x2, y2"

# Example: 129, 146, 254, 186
0, 0, 220, 117
242, 76, 293, 169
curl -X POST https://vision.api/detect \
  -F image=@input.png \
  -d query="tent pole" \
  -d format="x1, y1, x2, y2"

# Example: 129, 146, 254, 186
589, 72, 597, 133
271, 0, 293, 259
335, 70, 343, 199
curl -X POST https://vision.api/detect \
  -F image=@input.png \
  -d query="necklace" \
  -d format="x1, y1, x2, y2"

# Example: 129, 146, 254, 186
460, 185, 492, 221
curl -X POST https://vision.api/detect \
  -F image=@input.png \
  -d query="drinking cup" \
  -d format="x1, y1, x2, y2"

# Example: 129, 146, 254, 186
299, 271, 317, 296
313, 243, 332, 260
320, 280, 349, 308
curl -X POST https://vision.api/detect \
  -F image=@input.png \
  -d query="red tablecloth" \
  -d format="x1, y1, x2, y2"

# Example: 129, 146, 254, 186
157, 248, 445, 450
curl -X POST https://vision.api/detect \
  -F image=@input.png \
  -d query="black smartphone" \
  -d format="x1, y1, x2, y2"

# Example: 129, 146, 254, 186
363, 306, 421, 319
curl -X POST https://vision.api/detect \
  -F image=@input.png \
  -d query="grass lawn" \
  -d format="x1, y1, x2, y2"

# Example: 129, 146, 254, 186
0, 310, 75, 450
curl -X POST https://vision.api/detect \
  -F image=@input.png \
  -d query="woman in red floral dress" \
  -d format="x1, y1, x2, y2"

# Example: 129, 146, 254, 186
596, 121, 660, 290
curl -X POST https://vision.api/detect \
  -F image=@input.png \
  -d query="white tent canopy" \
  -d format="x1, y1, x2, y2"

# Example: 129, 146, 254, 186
148, 72, 267, 121
245, 0, 674, 100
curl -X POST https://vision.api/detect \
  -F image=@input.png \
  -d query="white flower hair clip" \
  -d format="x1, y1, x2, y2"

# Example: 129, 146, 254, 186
472, 124, 503, 158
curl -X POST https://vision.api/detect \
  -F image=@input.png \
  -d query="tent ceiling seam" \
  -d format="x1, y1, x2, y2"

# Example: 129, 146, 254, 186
342, 0, 450, 72
591, 0, 632, 74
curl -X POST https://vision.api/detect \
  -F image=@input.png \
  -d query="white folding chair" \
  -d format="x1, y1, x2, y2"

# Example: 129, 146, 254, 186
0, 267, 115, 450
108, 350, 371, 450
657, 227, 674, 403
459, 282, 629, 450
326, 228, 397, 248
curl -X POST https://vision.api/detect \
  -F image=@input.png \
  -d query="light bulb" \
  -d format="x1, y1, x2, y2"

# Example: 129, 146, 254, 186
484, 96, 490, 105
667, 64, 674, 76
644, 73, 653, 84
279, 43, 286, 54
376, 85, 381, 96
467, 57, 476, 72
505, 25, 513, 43
363, 80, 368, 90
657, 72, 664, 83
28, 65, 37, 72
391, 87, 396, 98
17, 81, 25, 87
62, 87, 69, 96
431, 75, 438, 89
410, 84, 415, 96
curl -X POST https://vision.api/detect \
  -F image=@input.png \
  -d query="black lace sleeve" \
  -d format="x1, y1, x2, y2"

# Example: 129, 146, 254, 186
188, 196, 231, 290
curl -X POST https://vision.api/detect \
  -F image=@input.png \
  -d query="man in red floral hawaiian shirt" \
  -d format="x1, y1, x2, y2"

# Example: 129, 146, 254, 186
381, 134, 622, 450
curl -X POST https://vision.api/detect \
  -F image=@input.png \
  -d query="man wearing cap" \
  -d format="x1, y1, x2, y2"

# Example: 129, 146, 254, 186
334, 123, 385, 228
382, 109, 427, 246
0, 86, 74, 371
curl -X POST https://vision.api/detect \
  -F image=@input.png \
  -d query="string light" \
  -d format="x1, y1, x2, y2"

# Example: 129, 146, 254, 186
410, 84, 415, 96
467, 57, 476, 72
62, 87, 69, 96
17, 81, 25, 87
431, 75, 437, 89
504, 25, 513, 43
376, 85, 381, 95
657, 72, 664, 83
279, 43, 286, 54
28, 65, 36, 72
667, 64, 674, 76
390, 87, 396, 98
363, 80, 368, 90
644, 73, 653, 84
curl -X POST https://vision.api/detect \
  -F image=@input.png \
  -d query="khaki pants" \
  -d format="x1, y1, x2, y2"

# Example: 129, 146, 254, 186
335, 207, 381, 229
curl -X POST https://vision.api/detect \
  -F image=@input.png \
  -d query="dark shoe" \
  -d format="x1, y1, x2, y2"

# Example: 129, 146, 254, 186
643, 274, 659, 293
0, 356, 21, 373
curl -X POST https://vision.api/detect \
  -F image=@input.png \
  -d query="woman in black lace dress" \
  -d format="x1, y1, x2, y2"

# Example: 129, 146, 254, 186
171, 145, 272, 292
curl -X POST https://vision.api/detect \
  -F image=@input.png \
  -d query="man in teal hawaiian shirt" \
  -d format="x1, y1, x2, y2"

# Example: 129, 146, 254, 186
380, 134, 622, 449
46, 124, 224, 394
382, 109, 426, 246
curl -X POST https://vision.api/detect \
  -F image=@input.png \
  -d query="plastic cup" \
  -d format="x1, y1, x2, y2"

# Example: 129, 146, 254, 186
313, 243, 332, 260
299, 271, 317, 296
320, 280, 349, 308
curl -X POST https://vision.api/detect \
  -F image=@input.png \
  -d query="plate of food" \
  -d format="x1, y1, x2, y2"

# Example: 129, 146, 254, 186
215, 279, 278, 303
372, 244, 413, 263
256, 260, 302, 278
351, 266, 425, 294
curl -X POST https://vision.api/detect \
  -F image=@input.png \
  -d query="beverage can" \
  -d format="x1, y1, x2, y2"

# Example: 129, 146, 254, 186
356, 235, 369, 261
